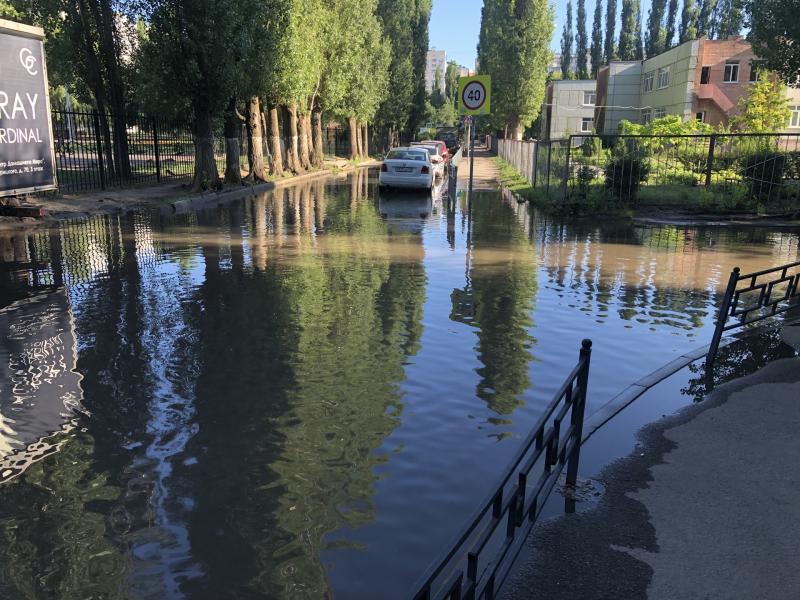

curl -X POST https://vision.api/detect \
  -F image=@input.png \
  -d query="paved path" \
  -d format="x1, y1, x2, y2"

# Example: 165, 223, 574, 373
503, 324, 800, 600
457, 148, 499, 191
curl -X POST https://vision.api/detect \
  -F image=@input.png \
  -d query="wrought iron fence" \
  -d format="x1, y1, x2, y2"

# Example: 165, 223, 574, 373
413, 340, 593, 600
49, 108, 354, 195
707, 260, 800, 370
500, 133, 800, 208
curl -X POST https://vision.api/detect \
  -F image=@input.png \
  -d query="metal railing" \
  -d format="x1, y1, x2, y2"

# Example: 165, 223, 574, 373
707, 261, 800, 370
413, 340, 593, 600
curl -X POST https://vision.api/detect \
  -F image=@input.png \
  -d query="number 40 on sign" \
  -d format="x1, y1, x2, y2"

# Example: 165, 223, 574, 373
458, 75, 491, 116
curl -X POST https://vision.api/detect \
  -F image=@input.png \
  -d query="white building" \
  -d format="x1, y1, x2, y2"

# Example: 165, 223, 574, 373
425, 49, 447, 94
541, 80, 598, 139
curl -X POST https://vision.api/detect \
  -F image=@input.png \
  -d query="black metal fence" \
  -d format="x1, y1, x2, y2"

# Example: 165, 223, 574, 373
413, 340, 592, 600
707, 260, 800, 371
49, 109, 353, 194
501, 133, 800, 209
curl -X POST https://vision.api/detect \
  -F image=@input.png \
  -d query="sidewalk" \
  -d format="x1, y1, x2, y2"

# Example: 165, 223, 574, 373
0, 158, 379, 233
503, 322, 800, 600
457, 147, 499, 190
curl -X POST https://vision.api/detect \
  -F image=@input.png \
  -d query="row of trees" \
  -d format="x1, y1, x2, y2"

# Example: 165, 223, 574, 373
478, 0, 555, 140
3, 0, 431, 190
560, 0, 747, 78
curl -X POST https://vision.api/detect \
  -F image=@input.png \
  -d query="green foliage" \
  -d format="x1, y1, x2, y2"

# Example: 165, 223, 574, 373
576, 0, 589, 79
619, 0, 639, 59
591, 0, 604, 77
604, 0, 618, 62
445, 60, 459, 106
665, 0, 679, 47
730, 71, 790, 133
581, 133, 604, 157
0, 0, 21, 18
604, 154, 650, 200
715, 0, 743, 38
739, 151, 787, 202
680, 0, 699, 42
697, 0, 716, 37
479, 0, 554, 137
747, 0, 800, 82
645, 0, 667, 57
561, 1, 574, 78
620, 114, 714, 136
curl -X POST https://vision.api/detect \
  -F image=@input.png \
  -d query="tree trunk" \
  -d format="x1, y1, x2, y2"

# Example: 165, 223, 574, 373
311, 109, 324, 168
287, 103, 302, 173
192, 109, 220, 191
348, 117, 359, 160
268, 104, 283, 178
305, 114, 315, 168
509, 117, 523, 141
224, 97, 242, 185
246, 96, 268, 182
361, 123, 369, 158
298, 112, 311, 171
355, 121, 364, 159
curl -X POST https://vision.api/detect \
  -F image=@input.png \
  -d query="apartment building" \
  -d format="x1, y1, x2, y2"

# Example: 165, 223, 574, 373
425, 49, 447, 94
595, 36, 800, 133
541, 80, 598, 139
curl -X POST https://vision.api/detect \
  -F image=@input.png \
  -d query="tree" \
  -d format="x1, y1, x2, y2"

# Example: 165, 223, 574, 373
716, 0, 743, 38
445, 60, 459, 106
591, 0, 604, 77
645, 0, 667, 57
561, 0, 574, 78
680, 0, 699, 42
730, 71, 790, 133
604, 0, 617, 61
747, 0, 800, 81
576, 0, 589, 78
618, 0, 638, 59
478, 0, 554, 138
665, 0, 679, 47
697, 0, 716, 37
635, 1, 644, 59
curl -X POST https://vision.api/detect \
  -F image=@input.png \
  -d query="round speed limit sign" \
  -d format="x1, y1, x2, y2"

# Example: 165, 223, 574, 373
462, 81, 487, 111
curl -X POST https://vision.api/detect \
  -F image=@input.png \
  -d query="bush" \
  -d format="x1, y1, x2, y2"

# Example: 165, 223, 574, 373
739, 151, 787, 202
604, 155, 650, 202
581, 135, 603, 158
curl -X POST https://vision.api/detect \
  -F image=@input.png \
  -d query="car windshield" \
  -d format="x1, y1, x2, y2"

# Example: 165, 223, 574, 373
386, 150, 427, 161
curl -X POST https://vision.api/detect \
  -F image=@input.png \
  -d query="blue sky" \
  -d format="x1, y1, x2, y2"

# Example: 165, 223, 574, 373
429, 0, 656, 68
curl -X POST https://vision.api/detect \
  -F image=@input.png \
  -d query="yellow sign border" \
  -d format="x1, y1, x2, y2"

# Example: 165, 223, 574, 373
458, 75, 492, 116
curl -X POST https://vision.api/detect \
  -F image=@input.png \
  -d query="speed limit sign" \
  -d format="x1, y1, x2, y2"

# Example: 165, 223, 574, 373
458, 75, 491, 116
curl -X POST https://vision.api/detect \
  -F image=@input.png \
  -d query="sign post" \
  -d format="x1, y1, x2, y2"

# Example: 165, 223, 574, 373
0, 19, 57, 199
458, 75, 491, 196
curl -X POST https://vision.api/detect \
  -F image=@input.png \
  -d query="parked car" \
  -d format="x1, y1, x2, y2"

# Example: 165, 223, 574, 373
416, 145, 446, 179
379, 147, 434, 191
414, 140, 450, 164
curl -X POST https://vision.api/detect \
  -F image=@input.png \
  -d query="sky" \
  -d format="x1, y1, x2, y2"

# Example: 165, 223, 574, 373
429, 0, 657, 68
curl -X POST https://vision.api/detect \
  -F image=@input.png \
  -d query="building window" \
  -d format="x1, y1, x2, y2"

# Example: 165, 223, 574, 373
654, 107, 666, 119
749, 61, 763, 82
700, 66, 710, 84
644, 71, 654, 92
696, 111, 705, 122
641, 109, 652, 124
583, 91, 596, 106
658, 68, 670, 88
789, 106, 800, 128
723, 61, 740, 83
581, 117, 594, 132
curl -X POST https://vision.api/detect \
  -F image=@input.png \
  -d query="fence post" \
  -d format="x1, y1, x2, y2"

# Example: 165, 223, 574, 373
532, 142, 539, 188
565, 339, 592, 514
152, 117, 162, 183
705, 133, 717, 188
91, 110, 106, 190
705, 267, 740, 384
545, 142, 553, 195
561, 137, 572, 201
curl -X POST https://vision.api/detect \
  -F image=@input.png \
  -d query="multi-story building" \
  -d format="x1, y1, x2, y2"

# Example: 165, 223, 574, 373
541, 80, 598, 139
594, 36, 800, 133
425, 49, 447, 94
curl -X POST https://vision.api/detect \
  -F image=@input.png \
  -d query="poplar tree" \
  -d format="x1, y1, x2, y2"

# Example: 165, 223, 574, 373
697, 0, 716, 37
478, 0, 554, 138
635, 1, 644, 59
604, 0, 617, 61
715, 0, 743, 38
561, 0, 574, 78
576, 0, 590, 78
665, 0, 679, 47
591, 0, 604, 76
645, 0, 667, 56
618, 0, 637, 59
679, 0, 698, 42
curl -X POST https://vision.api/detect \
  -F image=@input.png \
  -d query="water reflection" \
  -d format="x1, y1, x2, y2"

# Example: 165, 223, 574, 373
0, 172, 799, 598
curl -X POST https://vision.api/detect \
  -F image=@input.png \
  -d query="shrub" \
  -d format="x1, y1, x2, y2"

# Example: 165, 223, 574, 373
581, 135, 603, 158
604, 155, 650, 202
739, 151, 787, 202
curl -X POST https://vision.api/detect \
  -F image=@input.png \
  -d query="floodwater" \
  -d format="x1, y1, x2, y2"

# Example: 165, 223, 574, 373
1, 169, 798, 599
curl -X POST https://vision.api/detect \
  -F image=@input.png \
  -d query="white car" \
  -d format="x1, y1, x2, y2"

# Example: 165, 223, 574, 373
379, 148, 434, 191
412, 144, 446, 179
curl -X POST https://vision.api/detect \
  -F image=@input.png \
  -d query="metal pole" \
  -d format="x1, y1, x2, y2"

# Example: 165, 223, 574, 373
566, 338, 592, 514
92, 109, 106, 190
705, 133, 717, 188
705, 267, 741, 384
468, 119, 476, 196
152, 117, 162, 183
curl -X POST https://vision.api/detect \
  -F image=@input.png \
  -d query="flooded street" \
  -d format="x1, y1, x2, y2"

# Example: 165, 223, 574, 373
1, 169, 799, 599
